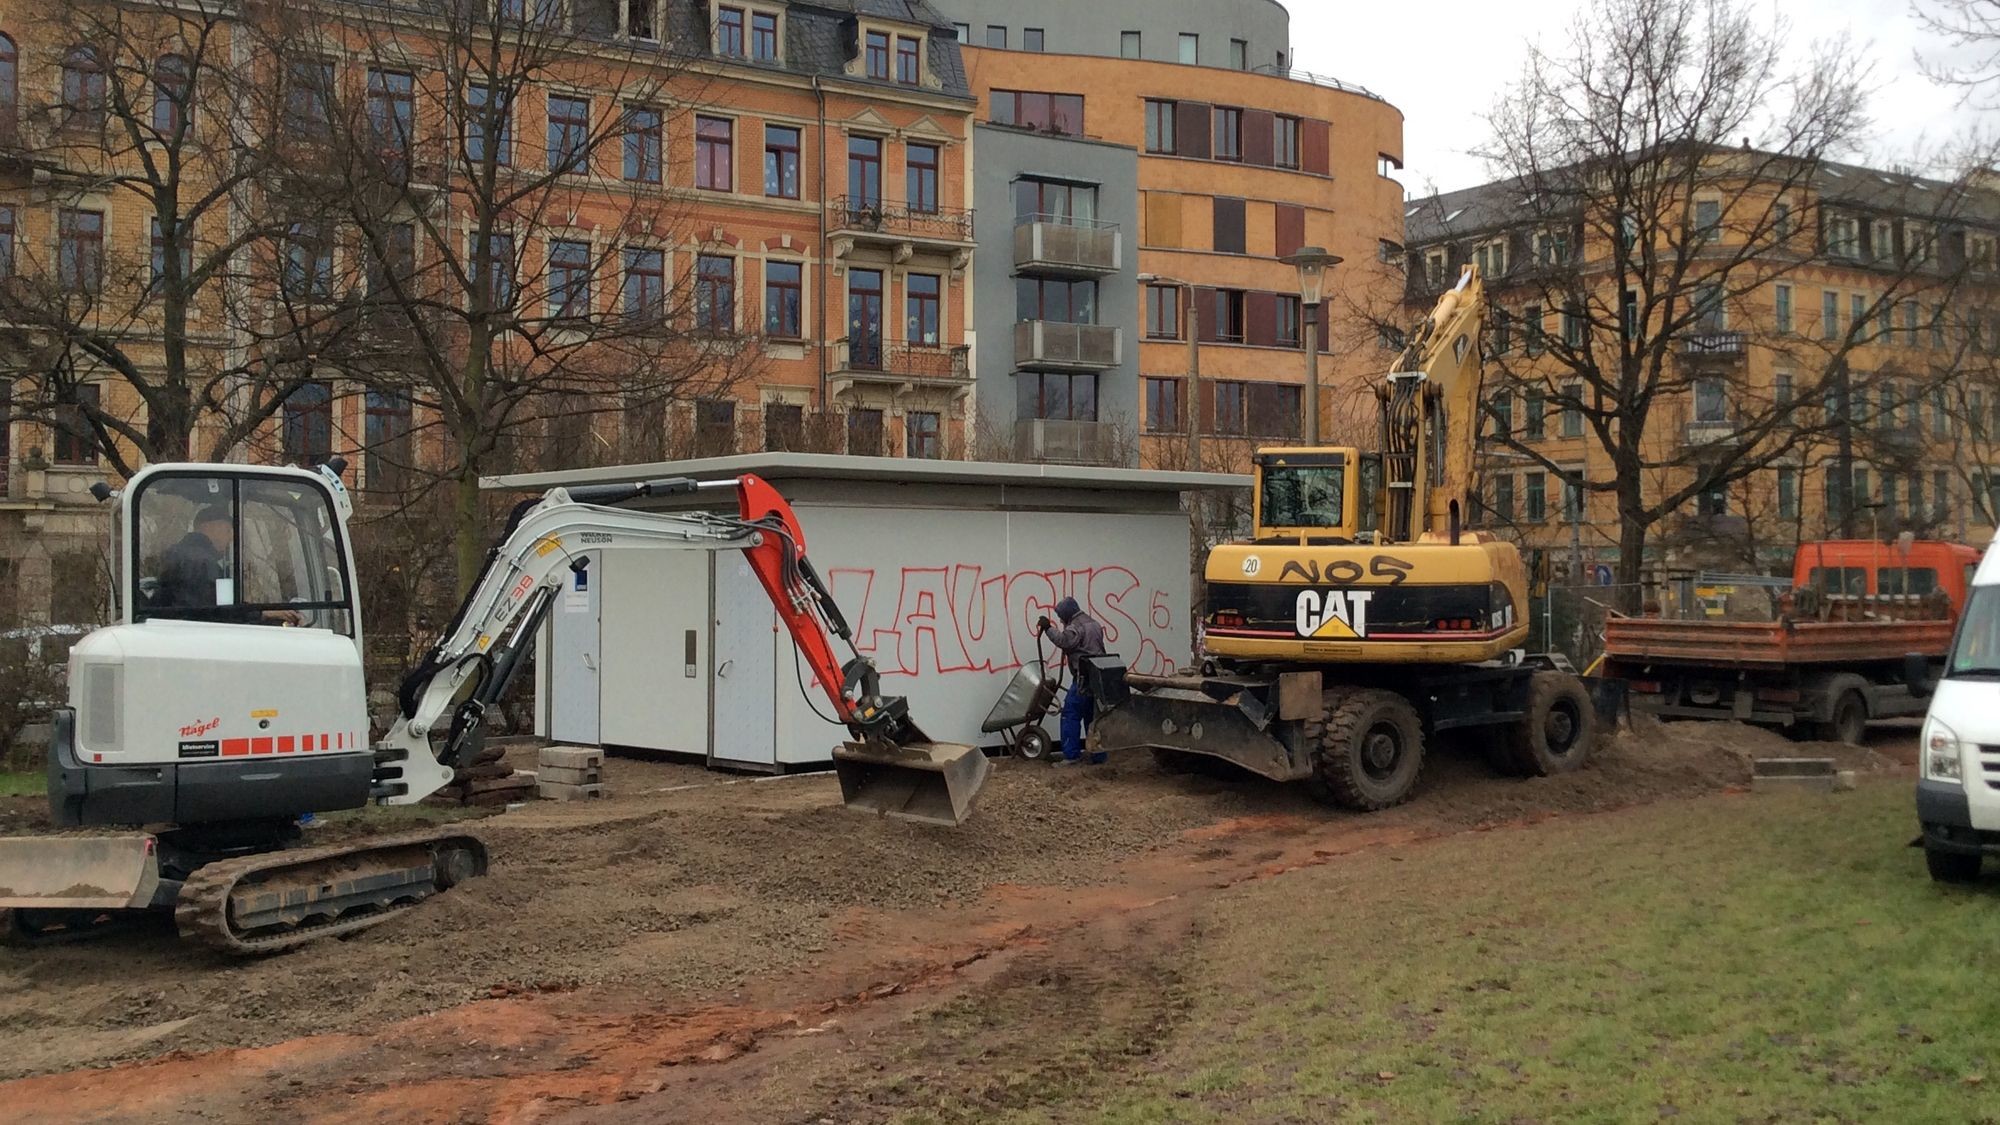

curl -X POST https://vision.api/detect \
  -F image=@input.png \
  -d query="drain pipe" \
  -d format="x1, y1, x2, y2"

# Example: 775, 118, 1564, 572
815, 75, 830, 414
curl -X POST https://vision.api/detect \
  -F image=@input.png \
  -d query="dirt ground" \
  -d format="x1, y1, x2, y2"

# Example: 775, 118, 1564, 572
0, 719, 1916, 1123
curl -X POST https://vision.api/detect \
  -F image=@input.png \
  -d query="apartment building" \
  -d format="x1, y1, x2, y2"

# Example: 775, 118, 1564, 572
0, 0, 978, 622
940, 0, 1408, 470
1405, 156, 2000, 580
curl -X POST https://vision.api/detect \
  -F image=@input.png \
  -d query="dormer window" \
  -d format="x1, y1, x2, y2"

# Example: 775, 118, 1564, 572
751, 11, 778, 60
627, 0, 656, 40
1473, 239, 1506, 277
717, 7, 745, 57
714, 3, 781, 59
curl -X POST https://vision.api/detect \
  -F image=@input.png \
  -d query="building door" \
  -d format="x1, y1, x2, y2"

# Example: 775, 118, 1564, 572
549, 552, 600, 744
710, 554, 779, 768
849, 268, 883, 370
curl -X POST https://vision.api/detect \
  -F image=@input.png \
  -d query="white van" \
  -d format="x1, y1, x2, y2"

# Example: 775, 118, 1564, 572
1915, 537, 2000, 882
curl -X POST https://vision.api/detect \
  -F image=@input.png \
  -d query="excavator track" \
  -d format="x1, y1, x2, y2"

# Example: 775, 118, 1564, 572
174, 828, 488, 956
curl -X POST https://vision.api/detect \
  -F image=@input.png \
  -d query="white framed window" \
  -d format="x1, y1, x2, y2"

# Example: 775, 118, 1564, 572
1871, 218, 1895, 262
1473, 239, 1506, 278
1825, 213, 1860, 258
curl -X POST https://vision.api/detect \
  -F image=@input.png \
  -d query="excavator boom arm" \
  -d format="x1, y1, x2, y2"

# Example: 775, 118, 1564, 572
1382, 267, 1488, 542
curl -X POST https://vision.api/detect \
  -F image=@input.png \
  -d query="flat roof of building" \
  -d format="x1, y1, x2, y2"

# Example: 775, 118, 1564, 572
483, 453, 1251, 494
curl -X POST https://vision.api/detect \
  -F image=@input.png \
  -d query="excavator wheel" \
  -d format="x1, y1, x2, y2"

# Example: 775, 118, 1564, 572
1305, 688, 1426, 811
1498, 671, 1596, 777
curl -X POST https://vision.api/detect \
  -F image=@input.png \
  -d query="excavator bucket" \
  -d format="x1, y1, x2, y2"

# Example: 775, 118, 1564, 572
833, 740, 990, 827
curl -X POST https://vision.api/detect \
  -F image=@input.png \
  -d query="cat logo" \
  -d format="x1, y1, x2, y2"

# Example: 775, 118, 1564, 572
1295, 589, 1374, 639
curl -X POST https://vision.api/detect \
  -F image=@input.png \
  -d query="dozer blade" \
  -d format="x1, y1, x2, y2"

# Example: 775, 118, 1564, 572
832, 740, 990, 827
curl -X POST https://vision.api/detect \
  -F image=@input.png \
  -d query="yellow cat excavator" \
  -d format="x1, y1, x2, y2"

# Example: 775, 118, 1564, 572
1096, 267, 1596, 808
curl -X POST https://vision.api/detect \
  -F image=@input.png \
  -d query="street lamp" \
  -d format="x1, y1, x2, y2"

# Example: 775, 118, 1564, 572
1280, 246, 1342, 445
1138, 271, 1200, 468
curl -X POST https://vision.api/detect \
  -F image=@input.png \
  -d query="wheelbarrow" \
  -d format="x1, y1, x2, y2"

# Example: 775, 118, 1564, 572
981, 659, 1062, 762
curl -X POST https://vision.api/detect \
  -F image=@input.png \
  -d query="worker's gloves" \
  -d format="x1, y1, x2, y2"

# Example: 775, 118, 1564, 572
1036, 615, 1052, 633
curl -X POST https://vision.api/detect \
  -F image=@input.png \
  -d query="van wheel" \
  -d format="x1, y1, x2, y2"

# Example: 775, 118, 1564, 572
1498, 672, 1597, 777
1926, 845, 1983, 883
1813, 684, 1868, 745
1306, 688, 1425, 811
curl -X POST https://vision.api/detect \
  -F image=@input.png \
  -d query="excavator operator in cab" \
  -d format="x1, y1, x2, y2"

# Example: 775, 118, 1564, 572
155, 506, 300, 625
1037, 596, 1107, 765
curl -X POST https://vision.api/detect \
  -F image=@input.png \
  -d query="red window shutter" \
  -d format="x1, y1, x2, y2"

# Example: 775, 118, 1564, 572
1213, 196, 1246, 254
1245, 291, 1277, 347
1243, 109, 1275, 167
1176, 101, 1211, 160
1194, 287, 1220, 342
1301, 119, 1330, 175
1275, 204, 1306, 258
1316, 304, 1330, 350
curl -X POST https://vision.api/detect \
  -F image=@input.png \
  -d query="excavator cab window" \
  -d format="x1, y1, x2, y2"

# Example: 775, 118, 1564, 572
1258, 458, 1348, 533
130, 471, 354, 634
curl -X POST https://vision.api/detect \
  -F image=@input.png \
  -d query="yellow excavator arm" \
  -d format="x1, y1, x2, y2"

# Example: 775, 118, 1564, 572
1382, 266, 1487, 544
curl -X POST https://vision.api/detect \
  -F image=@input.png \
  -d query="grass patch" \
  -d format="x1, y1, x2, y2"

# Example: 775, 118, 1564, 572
0, 771, 44, 798
834, 783, 2000, 1123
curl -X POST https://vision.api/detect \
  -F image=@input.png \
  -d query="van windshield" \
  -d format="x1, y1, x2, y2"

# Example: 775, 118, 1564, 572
1947, 586, 2000, 678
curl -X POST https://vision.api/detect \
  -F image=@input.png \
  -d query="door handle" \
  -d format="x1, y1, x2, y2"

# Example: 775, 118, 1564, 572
582, 652, 596, 672
717, 659, 734, 679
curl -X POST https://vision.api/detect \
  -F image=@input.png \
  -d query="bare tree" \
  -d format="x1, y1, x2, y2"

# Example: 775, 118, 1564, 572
1458, 0, 1996, 606
1912, 0, 2000, 106
282, 0, 767, 591
0, 0, 351, 475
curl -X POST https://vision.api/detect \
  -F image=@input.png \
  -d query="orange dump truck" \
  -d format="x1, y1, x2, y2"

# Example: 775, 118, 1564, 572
1602, 540, 1980, 743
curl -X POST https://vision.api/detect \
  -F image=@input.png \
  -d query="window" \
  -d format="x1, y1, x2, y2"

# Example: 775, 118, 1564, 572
695, 116, 733, 190
906, 273, 941, 345
1826, 213, 1860, 258
954, 22, 970, 43
1379, 239, 1404, 265
63, 45, 106, 128
1693, 199, 1721, 243
1878, 300, 1893, 345
623, 106, 662, 182
1275, 295, 1301, 347
847, 408, 885, 455
1018, 372, 1098, 421
358, 70, 413, 182
1774, 371, 1794, 408
1524, 388, 1545, 439
1213, 196, 1246, 255
1178, 33, 1198, 64
364, 391, 412, 492
1146, 285, 1180, 339
865, 31, 890, 79
895, 411, 941, 460
1872, 218, 1895, 263
1693, 284, 1725, 333
548, 239, 591, 319
1145, 377, 1180, 432
1491, 309, 1513, 354
717, 7, 745, 57
1972, 234, 1997, 271
1822, 290, 1839, 340
765, 402, 803, 452
1774, 201, 1793, 241
764, 259, 802, 338
1473, 240, 1506, 278
907, 143, 939, 214
1563, 304, 1586, 347
54, 384, 99, 465
1274, 115, 1300, 169
367, 221, 415, 297
1022, 28, 1044, 52
1490, 393, 1514, 437
1775, 284, 1792, 334
1014, 178, 1096, 223
482, 233, 515, 306
1933, 305, 1947, 350
1563, 475, 1584, 521
1214, 289, 1246, 343
0, 35, 16, 136
695, 254, 735, 333
1883, 473, 1900, 518
58, 208, 103, 292
1537, 229, 1570, 265
1523, 304, 1543, 355
1620, 289, 1639, 340
1936, 470, 1952, 518
847, 136, 882, 207
148, 217, 191, 292
848, 269, 884, 367
1144, 100, 1177, 154
1525, 472, 1547, 521
751, 12, 778, 60
548, 95, 590, 173
467, 84, 510, 166
1561, 381, 1583, 437
1772, 466, 1798, 519
284, 58, 332, 138
1229, 38, 1248, 70
1212, 107, 1242, 162
695, 400, 737, 457
622, 247, 664, 320
1490, 474, 1515, 522
985, 25, 1006, 49
1903, 300, 1920, 347
1121, 31, 1141, 59
897, 36, 921, 83
764, 125, 800, 198
1935, 388, 1950, 437
1424, 251, 1448, 289
1214, 381, 1245, 434
0, 205, 13, 277
628, 0, 657, 39
1695, 377, 1726, 423
990, 90, 1085, 137
1016, 277, 1097, 323
282, 222, 333, 301
283, 381, 334, 467
1246, 384, 1303, 438
153, 55, 189, 135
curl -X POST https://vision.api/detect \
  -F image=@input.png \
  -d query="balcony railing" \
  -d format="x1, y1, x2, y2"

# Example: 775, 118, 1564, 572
1683, 419, 1741, 448
829, 196, 975, 244
1013, 215, 1121, 276
1248, 65, 1385, 102
1682, 331, 1747, 357
833, 338, 971, 384
1015, 418, 1118, 465
1014, 321, 1122, 370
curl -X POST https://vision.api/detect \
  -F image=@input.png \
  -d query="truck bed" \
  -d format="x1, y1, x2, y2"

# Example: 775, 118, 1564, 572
1603, 617, 1955, 669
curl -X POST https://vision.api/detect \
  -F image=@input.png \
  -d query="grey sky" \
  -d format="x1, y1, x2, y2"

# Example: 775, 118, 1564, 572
1287, 0, 1992, 198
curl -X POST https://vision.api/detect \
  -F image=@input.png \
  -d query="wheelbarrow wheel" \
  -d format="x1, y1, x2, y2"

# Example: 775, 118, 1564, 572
1014, 726, 1055, 762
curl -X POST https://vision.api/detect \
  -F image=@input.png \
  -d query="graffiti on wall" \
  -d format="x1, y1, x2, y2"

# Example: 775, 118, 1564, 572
826, 565, 1181, 679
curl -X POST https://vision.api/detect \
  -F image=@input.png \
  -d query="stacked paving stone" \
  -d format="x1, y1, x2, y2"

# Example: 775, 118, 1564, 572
423, 742, 538, 807
537, 746, 609, 801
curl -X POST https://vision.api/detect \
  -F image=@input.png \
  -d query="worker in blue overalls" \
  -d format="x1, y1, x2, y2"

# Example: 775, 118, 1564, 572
1037, 596, 1108, 765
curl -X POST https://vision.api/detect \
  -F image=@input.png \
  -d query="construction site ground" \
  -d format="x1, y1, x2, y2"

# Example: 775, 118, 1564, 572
0, 719, 1936, 1123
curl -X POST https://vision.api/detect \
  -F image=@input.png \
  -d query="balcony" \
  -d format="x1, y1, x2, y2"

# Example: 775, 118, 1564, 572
1014, 419, 1119, 466
1682, 419, 1742, 448
827, 196, 976, 252
830, 338, 972, 394
1681, 331, 1747, 361
1013, 216, 1121, 277
1014, 321, 1122, 371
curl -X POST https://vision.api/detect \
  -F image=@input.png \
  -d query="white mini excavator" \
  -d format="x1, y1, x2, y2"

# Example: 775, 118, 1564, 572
0, 461, 988, 953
